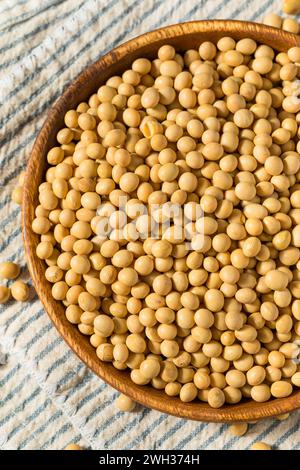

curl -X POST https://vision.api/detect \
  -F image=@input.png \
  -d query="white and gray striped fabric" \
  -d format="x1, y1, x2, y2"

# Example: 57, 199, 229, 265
0, 0, 299, 450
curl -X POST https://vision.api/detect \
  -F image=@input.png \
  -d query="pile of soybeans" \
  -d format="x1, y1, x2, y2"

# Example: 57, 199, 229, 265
32, 38, 300, 408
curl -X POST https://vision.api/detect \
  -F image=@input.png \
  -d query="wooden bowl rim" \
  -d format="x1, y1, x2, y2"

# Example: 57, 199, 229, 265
22, 19, 300, 422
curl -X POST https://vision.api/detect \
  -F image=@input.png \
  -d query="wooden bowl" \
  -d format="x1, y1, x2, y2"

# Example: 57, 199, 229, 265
23, 20, 300, 422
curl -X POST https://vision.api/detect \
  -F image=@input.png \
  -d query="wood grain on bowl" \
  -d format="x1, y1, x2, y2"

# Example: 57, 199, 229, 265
22, 20, 300, 422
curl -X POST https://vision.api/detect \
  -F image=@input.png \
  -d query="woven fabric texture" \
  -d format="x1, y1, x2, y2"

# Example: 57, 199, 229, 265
0, 0, 299, 450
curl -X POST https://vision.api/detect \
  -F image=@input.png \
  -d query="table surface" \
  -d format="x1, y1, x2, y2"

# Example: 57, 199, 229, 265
0, 0, 299, 450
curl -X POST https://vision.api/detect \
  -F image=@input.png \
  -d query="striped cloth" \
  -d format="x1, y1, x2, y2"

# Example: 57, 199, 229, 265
0, 0, 299, 450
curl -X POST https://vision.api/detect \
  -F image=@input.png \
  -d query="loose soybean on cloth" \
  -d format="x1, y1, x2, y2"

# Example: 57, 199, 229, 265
0, 0, 299, 450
